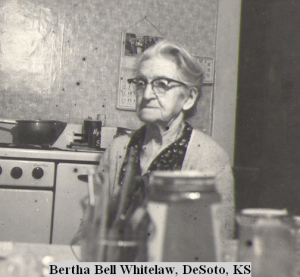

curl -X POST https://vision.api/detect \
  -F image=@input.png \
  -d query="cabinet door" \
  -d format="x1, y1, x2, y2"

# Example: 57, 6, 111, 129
52, 163, 98, 245
0, 189, 53, 243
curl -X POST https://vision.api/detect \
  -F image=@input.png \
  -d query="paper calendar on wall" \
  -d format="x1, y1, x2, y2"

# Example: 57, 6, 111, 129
116, 31, 164, 111
194, 56, 215, 84
118, 67, 137, 110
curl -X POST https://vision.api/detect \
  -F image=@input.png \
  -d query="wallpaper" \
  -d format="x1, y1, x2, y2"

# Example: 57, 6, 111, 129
0, 0, 218, 132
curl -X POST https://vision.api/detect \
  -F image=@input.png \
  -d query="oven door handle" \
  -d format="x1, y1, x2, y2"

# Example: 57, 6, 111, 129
77, 174, 88, 183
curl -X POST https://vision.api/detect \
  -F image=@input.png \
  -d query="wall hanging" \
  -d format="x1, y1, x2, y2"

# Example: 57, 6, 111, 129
117, 16, 164, 111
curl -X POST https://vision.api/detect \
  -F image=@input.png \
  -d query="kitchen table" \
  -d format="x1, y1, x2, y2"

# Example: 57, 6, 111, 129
4, 240, 298, 276
0, 240, 239, 275
0, 241, 80, 276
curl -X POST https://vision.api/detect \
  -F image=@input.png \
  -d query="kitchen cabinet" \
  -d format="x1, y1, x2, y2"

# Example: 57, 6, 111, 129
52, 163, 98, 245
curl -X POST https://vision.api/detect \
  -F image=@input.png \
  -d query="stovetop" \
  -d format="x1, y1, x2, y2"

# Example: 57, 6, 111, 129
0, 142, 105, 151
0, 143, 60, 150
0, 144, 103, 162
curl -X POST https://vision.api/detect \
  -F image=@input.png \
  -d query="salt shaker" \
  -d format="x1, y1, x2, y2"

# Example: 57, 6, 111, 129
236, 208, 297, 277
147, 171, 221, 262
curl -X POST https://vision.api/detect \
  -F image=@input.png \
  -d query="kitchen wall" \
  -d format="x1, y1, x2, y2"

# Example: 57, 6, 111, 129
0, 0, 218, 133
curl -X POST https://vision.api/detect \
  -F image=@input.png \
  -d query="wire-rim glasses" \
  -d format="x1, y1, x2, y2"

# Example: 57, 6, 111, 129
127, 77, 188, 97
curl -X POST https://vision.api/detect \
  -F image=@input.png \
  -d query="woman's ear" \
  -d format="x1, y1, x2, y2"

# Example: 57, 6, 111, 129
183, 87, 199, 111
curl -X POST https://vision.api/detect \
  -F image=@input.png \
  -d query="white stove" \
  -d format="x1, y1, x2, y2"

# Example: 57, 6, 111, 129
0, 146, 103, 245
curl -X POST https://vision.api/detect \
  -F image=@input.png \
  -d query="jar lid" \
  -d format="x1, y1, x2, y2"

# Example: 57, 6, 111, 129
149, 170, 216, 192
240, 208, 288, 218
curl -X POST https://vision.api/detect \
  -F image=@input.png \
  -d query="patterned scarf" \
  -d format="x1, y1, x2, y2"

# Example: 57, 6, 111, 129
118, 122, 193, 186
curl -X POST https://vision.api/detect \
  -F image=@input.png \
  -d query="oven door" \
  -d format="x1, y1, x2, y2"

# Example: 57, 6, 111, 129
0, 188, 53, 243
52, 163, 98, 245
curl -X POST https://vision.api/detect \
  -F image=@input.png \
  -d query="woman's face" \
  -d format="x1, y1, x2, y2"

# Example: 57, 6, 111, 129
135, 57, 190, 126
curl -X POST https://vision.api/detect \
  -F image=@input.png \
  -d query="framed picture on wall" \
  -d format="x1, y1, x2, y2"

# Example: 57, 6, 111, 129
116, 32, 164, 111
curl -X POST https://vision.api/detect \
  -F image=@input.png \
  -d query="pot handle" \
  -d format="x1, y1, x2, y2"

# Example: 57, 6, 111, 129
0, 126, 13, 133
0, 119, 18, 124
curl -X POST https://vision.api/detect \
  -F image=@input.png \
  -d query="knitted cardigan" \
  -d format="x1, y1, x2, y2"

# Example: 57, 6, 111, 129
94, 128, 235, 239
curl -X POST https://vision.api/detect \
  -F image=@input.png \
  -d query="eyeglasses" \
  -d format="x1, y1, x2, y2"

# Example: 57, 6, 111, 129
127, 77, 187, 97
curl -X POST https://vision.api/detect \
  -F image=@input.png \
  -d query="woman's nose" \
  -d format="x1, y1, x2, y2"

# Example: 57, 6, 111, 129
142, 83, 156, 99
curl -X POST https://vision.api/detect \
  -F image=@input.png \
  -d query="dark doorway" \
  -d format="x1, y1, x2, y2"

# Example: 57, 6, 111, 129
234, 0, 300, 215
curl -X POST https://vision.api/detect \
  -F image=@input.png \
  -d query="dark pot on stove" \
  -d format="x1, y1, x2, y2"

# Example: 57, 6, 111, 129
0, 119, 67, 146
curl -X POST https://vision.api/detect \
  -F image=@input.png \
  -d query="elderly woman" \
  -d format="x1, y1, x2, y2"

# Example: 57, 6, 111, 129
93, 40, 234, 252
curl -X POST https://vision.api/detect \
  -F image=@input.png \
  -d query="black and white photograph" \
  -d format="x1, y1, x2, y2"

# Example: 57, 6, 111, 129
0, 0, 299, 275
124, 33, 163, 56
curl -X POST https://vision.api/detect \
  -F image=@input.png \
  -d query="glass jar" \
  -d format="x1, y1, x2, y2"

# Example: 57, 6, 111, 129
147, 170, 220, 262
236, 208, 297, 277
